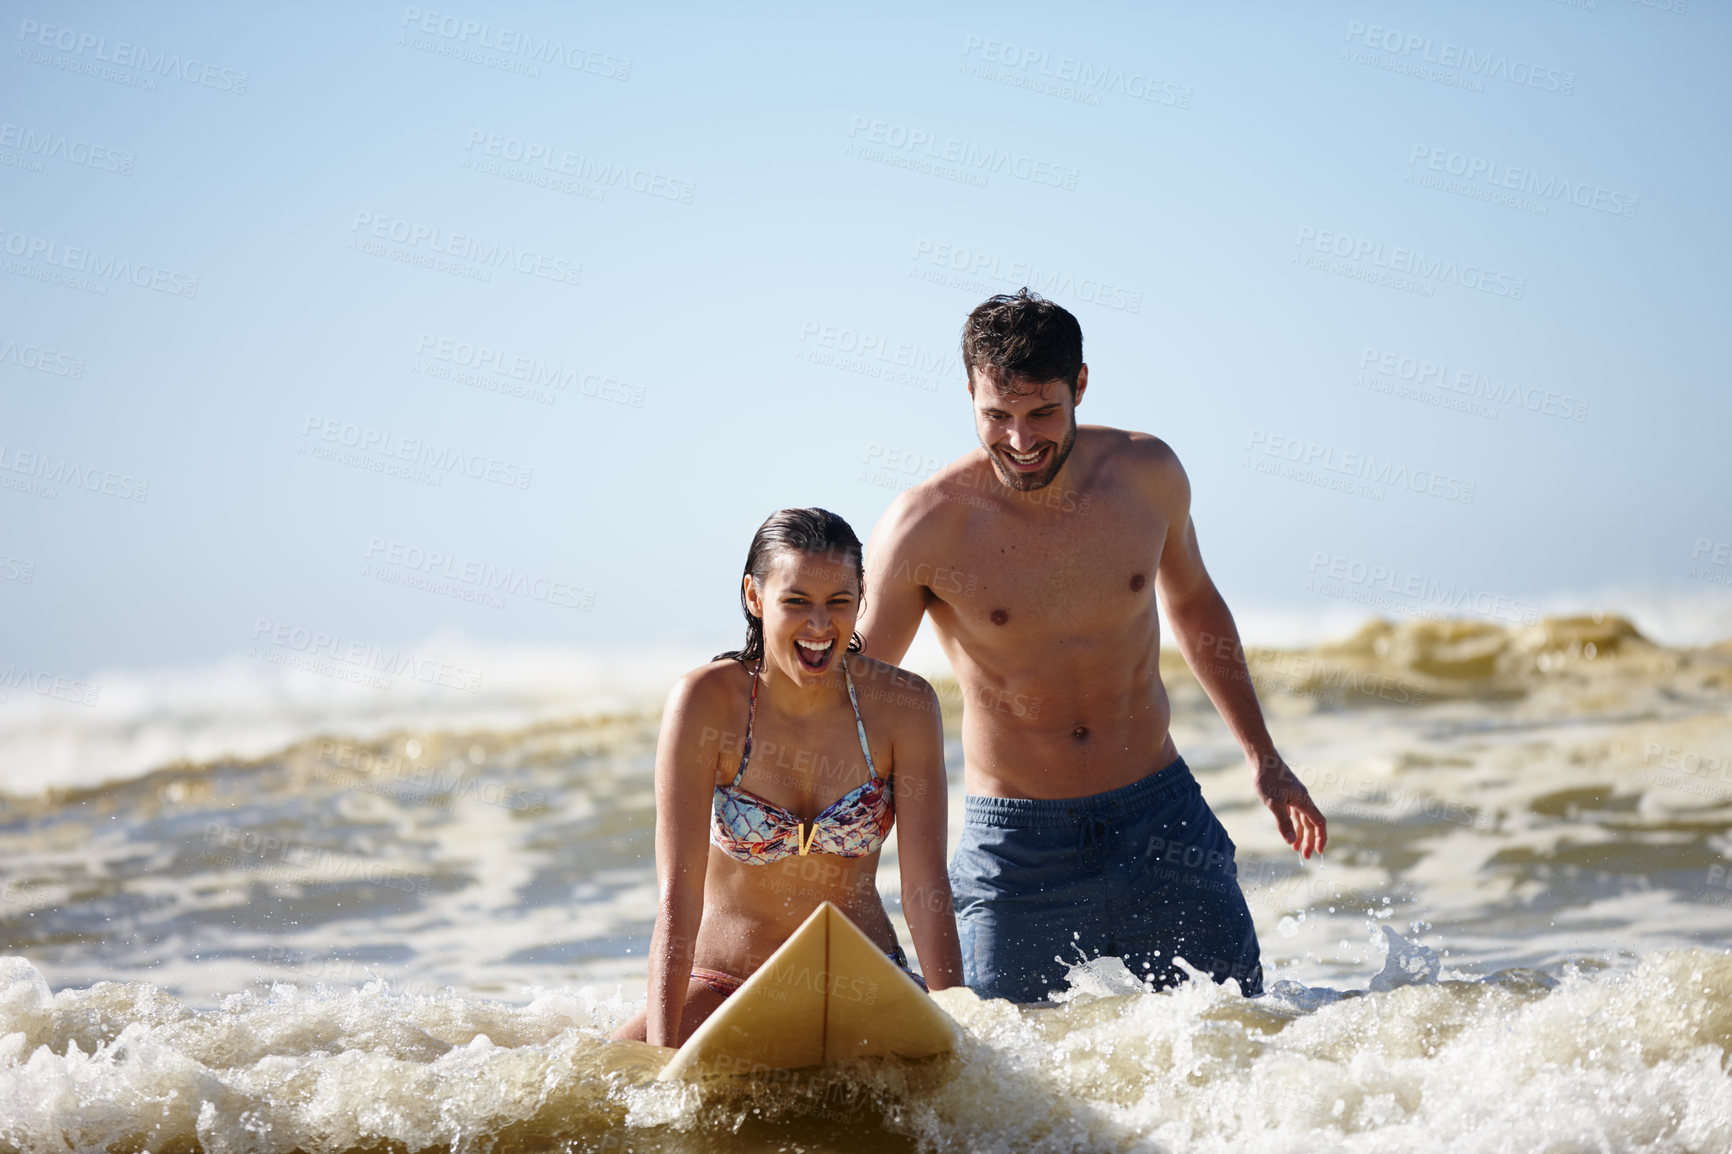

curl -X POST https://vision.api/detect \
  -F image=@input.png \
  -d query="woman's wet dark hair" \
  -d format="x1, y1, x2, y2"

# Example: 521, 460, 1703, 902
715, 508, 866, 666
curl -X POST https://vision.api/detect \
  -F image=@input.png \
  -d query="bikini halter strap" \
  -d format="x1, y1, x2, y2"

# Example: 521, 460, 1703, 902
729, 661, 762, 788
842, 661, 879, 780
728, 657, 878, 788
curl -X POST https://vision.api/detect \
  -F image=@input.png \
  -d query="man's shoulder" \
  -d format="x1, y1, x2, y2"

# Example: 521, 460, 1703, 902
1081, 423, 1176, 460
1079, 425, 1185, 485
847, 654, 939, 712
880, 451, 990, 539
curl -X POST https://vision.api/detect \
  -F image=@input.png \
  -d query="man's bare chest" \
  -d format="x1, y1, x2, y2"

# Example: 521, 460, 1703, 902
922, 497, 1169, 630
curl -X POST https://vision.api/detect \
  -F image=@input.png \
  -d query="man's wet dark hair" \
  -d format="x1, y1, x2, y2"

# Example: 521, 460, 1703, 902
716, 508, 866, 666
960, 288, 1084, 397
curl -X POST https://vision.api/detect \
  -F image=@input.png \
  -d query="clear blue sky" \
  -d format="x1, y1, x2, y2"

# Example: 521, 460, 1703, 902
4, 0, 1729, 676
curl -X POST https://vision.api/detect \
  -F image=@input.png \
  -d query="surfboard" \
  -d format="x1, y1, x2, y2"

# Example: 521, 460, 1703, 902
657, 902, 960, 1081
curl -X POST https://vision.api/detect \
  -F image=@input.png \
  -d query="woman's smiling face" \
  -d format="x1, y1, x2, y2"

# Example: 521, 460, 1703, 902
744, 547, 861, 683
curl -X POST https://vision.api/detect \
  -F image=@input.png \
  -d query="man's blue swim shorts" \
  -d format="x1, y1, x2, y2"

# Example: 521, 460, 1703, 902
948, 755, 1263, 1002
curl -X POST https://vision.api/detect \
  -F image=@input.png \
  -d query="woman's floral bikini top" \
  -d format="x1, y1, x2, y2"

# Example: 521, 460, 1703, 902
710, 660, 894, 863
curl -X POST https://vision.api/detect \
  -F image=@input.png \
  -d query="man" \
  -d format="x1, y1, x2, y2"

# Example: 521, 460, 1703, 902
858, 289, 1326, 1002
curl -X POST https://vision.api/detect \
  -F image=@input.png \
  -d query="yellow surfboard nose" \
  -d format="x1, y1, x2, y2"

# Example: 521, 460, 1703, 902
657, 902, 959, 1081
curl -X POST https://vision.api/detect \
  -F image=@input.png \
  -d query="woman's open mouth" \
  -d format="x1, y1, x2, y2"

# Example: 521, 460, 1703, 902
794, 638, 834, 672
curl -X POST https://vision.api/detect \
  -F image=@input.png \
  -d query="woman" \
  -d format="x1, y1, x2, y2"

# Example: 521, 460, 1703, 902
617, 508, 963, 1047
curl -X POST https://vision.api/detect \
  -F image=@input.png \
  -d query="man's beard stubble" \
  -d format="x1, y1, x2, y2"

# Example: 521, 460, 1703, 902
984, 411, 1078, 493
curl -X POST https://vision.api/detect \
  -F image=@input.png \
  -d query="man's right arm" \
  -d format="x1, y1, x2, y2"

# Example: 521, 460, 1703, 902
859, 493, 930, 665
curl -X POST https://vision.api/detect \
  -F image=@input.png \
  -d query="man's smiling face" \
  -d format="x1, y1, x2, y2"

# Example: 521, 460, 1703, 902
969, 364, 1087, 492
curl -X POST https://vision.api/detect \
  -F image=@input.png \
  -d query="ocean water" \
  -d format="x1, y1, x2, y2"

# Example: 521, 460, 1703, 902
2, 613, 1730, 1152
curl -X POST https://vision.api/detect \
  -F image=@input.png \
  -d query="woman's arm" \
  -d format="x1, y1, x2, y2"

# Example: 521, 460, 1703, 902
890, 674, 965, 991
645, 669, 723, 1046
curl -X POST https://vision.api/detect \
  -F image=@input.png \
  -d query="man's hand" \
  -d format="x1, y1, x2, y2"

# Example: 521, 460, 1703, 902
1253, 752, 1327, 859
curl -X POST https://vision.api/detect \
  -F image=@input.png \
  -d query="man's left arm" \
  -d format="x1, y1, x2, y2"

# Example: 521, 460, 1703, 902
1151, 453, 1328, 859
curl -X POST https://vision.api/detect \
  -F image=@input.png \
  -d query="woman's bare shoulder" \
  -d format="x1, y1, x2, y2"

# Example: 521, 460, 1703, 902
665, 659, 748, 721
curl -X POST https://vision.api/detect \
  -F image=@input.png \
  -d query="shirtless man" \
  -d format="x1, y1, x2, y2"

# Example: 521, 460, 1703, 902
858, 289, 1326, 1002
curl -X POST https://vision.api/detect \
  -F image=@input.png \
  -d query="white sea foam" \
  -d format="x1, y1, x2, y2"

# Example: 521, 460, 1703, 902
0, 640, 701, 798
2, 948, 1727, 1153
893, 945, 1732, 1153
